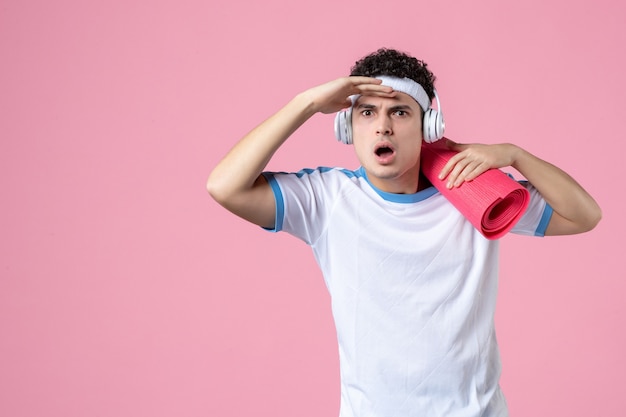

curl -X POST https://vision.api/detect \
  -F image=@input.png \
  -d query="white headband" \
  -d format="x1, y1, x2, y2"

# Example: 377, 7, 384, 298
375, 75, 431, 111
350, 76, 431, 111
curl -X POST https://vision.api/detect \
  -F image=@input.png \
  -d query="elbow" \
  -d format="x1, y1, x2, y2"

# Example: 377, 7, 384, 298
206, 172, 217, 199
206, 169, 251, 210
206, 171, 229, 206
547, 204, 602, 236
575, 203, 603, 234
584, 205, 603, 232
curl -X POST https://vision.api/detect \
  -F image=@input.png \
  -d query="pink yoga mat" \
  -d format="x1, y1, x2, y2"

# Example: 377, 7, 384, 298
420, 141, 530, 240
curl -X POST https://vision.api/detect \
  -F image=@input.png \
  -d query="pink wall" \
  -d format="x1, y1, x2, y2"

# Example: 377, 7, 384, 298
1, 0, 624, 416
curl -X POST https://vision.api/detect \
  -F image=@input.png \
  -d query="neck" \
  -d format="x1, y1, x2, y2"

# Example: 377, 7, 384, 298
417, 171, 432, 192
365, 165, 425, 195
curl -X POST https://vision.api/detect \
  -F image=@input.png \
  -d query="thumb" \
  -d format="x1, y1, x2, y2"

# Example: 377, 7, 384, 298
444, 138, 468, 152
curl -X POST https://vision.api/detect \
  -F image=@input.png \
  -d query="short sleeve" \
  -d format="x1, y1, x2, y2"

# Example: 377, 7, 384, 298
510, 181, 554, 237
261, 168, 341, 244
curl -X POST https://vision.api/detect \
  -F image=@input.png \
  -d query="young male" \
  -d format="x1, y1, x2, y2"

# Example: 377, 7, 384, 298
207, 48, 601, 417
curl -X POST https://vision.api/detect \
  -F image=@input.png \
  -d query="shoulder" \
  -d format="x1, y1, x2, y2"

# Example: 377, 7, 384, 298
275, 166, 357, 178
264, 166, 359, 187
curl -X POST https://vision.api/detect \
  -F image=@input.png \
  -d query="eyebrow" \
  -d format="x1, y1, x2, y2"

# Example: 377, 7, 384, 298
355, 103, 413, 111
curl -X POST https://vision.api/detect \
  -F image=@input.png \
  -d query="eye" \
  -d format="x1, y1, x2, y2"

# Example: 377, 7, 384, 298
361, 109, 373, 117
393, 110, 407, 116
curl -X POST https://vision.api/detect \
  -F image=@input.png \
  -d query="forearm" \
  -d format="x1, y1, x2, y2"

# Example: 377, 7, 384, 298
207, 93, 317, 201
510, 145, 602, 234
208, 76, 394, 200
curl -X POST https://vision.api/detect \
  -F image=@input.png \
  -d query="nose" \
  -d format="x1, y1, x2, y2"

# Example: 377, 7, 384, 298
376, 115, 392, 136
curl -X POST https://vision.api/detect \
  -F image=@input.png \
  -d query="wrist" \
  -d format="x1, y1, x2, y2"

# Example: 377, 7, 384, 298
293, 90, 323, 117
509, 144, 530, 170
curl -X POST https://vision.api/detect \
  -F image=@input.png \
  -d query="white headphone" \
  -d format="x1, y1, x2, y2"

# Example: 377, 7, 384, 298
334, 77, 445, 145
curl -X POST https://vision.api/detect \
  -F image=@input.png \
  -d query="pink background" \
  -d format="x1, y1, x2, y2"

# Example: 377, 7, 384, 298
1, 0, 624, 416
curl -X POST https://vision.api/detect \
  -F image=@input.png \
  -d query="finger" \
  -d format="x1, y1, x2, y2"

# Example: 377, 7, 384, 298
348, 76, 383, 85
453, 158, 496, 187
452, 161, 481, 187
357, 84, 395, 96
447, 153, 490, 187
347, 76, 395, 96
438, 152, 465, 180
446, 140, 470, 152
442, 138, 458, 149
463, 161, 491, 181
443, 156, 472, 188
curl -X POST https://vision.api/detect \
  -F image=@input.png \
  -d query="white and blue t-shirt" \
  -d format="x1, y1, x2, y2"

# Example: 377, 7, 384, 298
263, 166, 552, 417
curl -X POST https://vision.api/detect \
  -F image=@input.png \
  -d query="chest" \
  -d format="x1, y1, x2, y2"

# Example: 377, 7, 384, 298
313, 193, 492, 296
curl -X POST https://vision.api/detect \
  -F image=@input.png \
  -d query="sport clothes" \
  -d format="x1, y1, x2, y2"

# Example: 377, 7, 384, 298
262, 166, 553, 417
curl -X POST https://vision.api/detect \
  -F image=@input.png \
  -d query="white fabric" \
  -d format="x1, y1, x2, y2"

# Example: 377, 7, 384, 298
376, 76, 431, 111
263, 167, 550, 417
349, 76, 431, 114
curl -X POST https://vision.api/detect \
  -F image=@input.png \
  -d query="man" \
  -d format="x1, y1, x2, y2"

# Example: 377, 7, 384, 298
207, 48, 601, 416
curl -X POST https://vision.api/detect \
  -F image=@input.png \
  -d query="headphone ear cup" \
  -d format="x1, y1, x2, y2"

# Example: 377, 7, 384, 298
422, 109, 445, 143
334, 107, 353, 144
422, 109, 435, 144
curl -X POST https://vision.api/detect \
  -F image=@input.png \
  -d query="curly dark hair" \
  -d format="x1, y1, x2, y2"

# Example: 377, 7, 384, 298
350, 48, 437, 100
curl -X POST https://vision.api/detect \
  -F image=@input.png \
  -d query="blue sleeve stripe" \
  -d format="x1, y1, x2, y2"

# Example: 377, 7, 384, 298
534, 203, 554, 237
261, 173, 284, 232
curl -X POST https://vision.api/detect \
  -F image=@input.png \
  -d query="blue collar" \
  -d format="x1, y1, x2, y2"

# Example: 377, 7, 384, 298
355, 167, 438, 203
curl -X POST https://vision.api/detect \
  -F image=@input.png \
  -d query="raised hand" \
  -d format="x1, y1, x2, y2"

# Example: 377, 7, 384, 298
301, 76, 396, 115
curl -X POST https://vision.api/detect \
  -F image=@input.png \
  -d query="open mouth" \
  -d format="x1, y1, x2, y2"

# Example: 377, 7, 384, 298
374, 142, 395, 162
375, 146, 394, 157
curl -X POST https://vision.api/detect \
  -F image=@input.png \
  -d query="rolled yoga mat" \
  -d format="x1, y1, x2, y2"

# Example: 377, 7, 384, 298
420, 141, 530, 240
